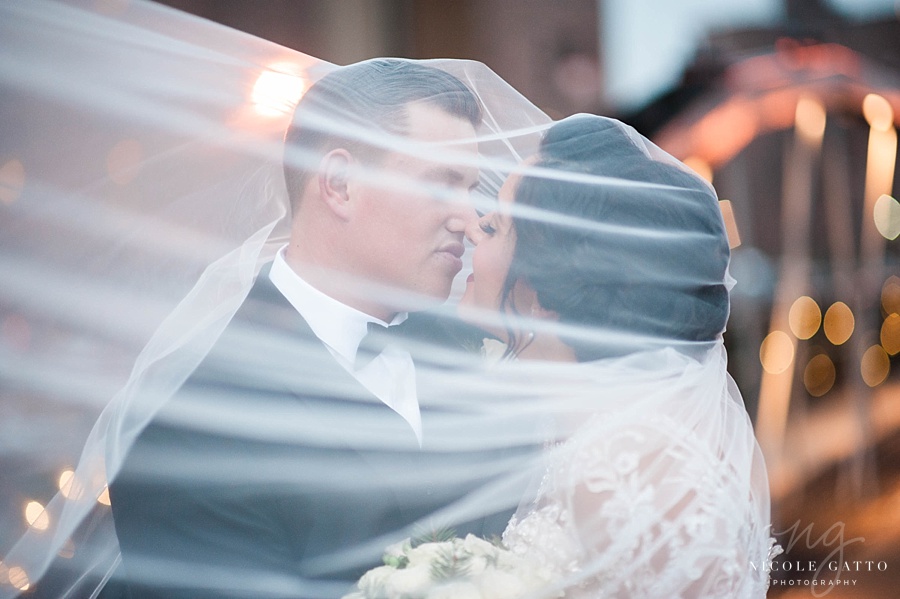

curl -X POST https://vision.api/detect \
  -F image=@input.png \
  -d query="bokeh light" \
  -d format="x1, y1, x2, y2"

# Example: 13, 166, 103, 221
7, 566, 30, 592
795, 95, 827, 145
874, 194, 900, 240
882, 313, 900, 356
97, 486, 111, 506
683, 156, 713, 183
252, 63, 307, 117
58, 468, 83, 500
803, 354, 836, 397
823, 302, 855, 345
862, 93, 895, 132
788, 296, 821, 339
0, 158, 25, 206
24, 501, 49, 531
58, 538, 76, 560
884, 276, 900, 314
861, 345, 890, 387
760, 330, 795, 374
718, 200, 741, 249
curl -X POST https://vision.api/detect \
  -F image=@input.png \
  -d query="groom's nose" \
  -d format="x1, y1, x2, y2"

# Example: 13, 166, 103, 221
446, 198, 478, 235
464, 217, 483, 245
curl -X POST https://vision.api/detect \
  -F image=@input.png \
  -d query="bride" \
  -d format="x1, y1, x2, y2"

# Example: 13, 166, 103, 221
456, 114, 779, 597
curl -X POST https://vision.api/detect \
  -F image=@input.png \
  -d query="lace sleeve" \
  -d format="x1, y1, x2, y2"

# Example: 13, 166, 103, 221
550, 411, 773, 599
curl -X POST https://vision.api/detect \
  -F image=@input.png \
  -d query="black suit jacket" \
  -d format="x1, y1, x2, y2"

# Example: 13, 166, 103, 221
104, 272, 531, 598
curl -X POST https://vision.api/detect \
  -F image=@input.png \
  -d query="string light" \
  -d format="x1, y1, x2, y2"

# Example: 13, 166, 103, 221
823, 302, 854, 345
788, 296, 821, 340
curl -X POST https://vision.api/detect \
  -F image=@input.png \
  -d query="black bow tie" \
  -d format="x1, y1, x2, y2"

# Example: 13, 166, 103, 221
354, 321, 411, 370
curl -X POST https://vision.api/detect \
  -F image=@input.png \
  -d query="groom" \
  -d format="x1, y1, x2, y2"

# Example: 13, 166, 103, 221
105, 60, 525, 599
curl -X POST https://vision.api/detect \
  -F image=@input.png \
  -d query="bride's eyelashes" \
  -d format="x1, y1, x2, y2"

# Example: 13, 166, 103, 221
479, 219, 497, 235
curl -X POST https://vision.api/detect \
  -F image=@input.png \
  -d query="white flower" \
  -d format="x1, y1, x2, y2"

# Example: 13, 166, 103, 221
426, 580, 483, 599
462, 534, 498, 555
476, 568, 530, 599
384, 565, 433, 596
357, 565, 394, 596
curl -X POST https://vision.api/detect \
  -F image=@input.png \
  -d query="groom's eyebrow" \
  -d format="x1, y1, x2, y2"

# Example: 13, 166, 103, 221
424, 166, 480, 190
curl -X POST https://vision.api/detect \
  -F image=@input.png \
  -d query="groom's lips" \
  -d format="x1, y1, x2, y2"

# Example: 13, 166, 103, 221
436, 242, 465, 271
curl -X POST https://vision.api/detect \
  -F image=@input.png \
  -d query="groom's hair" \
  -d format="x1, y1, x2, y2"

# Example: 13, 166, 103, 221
504, 115, 731, 361
283, 59, 482, 211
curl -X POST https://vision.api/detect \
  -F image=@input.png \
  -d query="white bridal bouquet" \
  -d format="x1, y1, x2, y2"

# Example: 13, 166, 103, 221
342, 534, 561, 599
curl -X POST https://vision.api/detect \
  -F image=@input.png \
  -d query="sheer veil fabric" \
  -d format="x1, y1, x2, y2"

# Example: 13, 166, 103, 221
0, 1, 774, 598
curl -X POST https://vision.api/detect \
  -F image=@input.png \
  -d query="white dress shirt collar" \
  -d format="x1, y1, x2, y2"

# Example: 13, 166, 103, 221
267, 247, 422, 446
268, 247, 408, 364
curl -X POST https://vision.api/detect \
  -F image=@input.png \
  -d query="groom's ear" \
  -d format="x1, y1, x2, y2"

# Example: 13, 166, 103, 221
318, 149, 353, 219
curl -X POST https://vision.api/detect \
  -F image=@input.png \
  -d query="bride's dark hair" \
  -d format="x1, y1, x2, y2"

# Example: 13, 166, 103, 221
502, 115, 731, 361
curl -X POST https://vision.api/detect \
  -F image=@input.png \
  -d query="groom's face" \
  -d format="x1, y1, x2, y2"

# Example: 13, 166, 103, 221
349, 102, 479, 312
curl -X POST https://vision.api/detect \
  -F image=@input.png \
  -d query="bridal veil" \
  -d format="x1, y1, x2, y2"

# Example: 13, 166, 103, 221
0, 1, 773, 597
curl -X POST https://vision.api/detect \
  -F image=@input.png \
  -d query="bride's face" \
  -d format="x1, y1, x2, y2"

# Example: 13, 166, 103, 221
458, 172, 520, 329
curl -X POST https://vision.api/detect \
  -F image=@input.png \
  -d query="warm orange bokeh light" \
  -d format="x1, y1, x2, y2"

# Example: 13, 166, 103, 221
823, 302, 855, 345
97, 486, 112, 506
884, 276, 900, 314
252, 63, 308, 117
684, 156, 713, 183
861, 345, 890, 387
789, 296, 821, 340
58, 538, 76, 560
795, 95, 827, 146
718, 200, 741, 249
24, 501, 49, 531
7, 566, 30, 592
59, 469, 74, 494
882, 313, 900, 355
760, 330, 795, 374
862, 93, 895, 132
803, 353, 836, 397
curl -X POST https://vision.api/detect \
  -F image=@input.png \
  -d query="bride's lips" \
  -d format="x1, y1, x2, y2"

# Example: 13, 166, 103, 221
466, 273, 474, 283
436, 241, 465, 271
